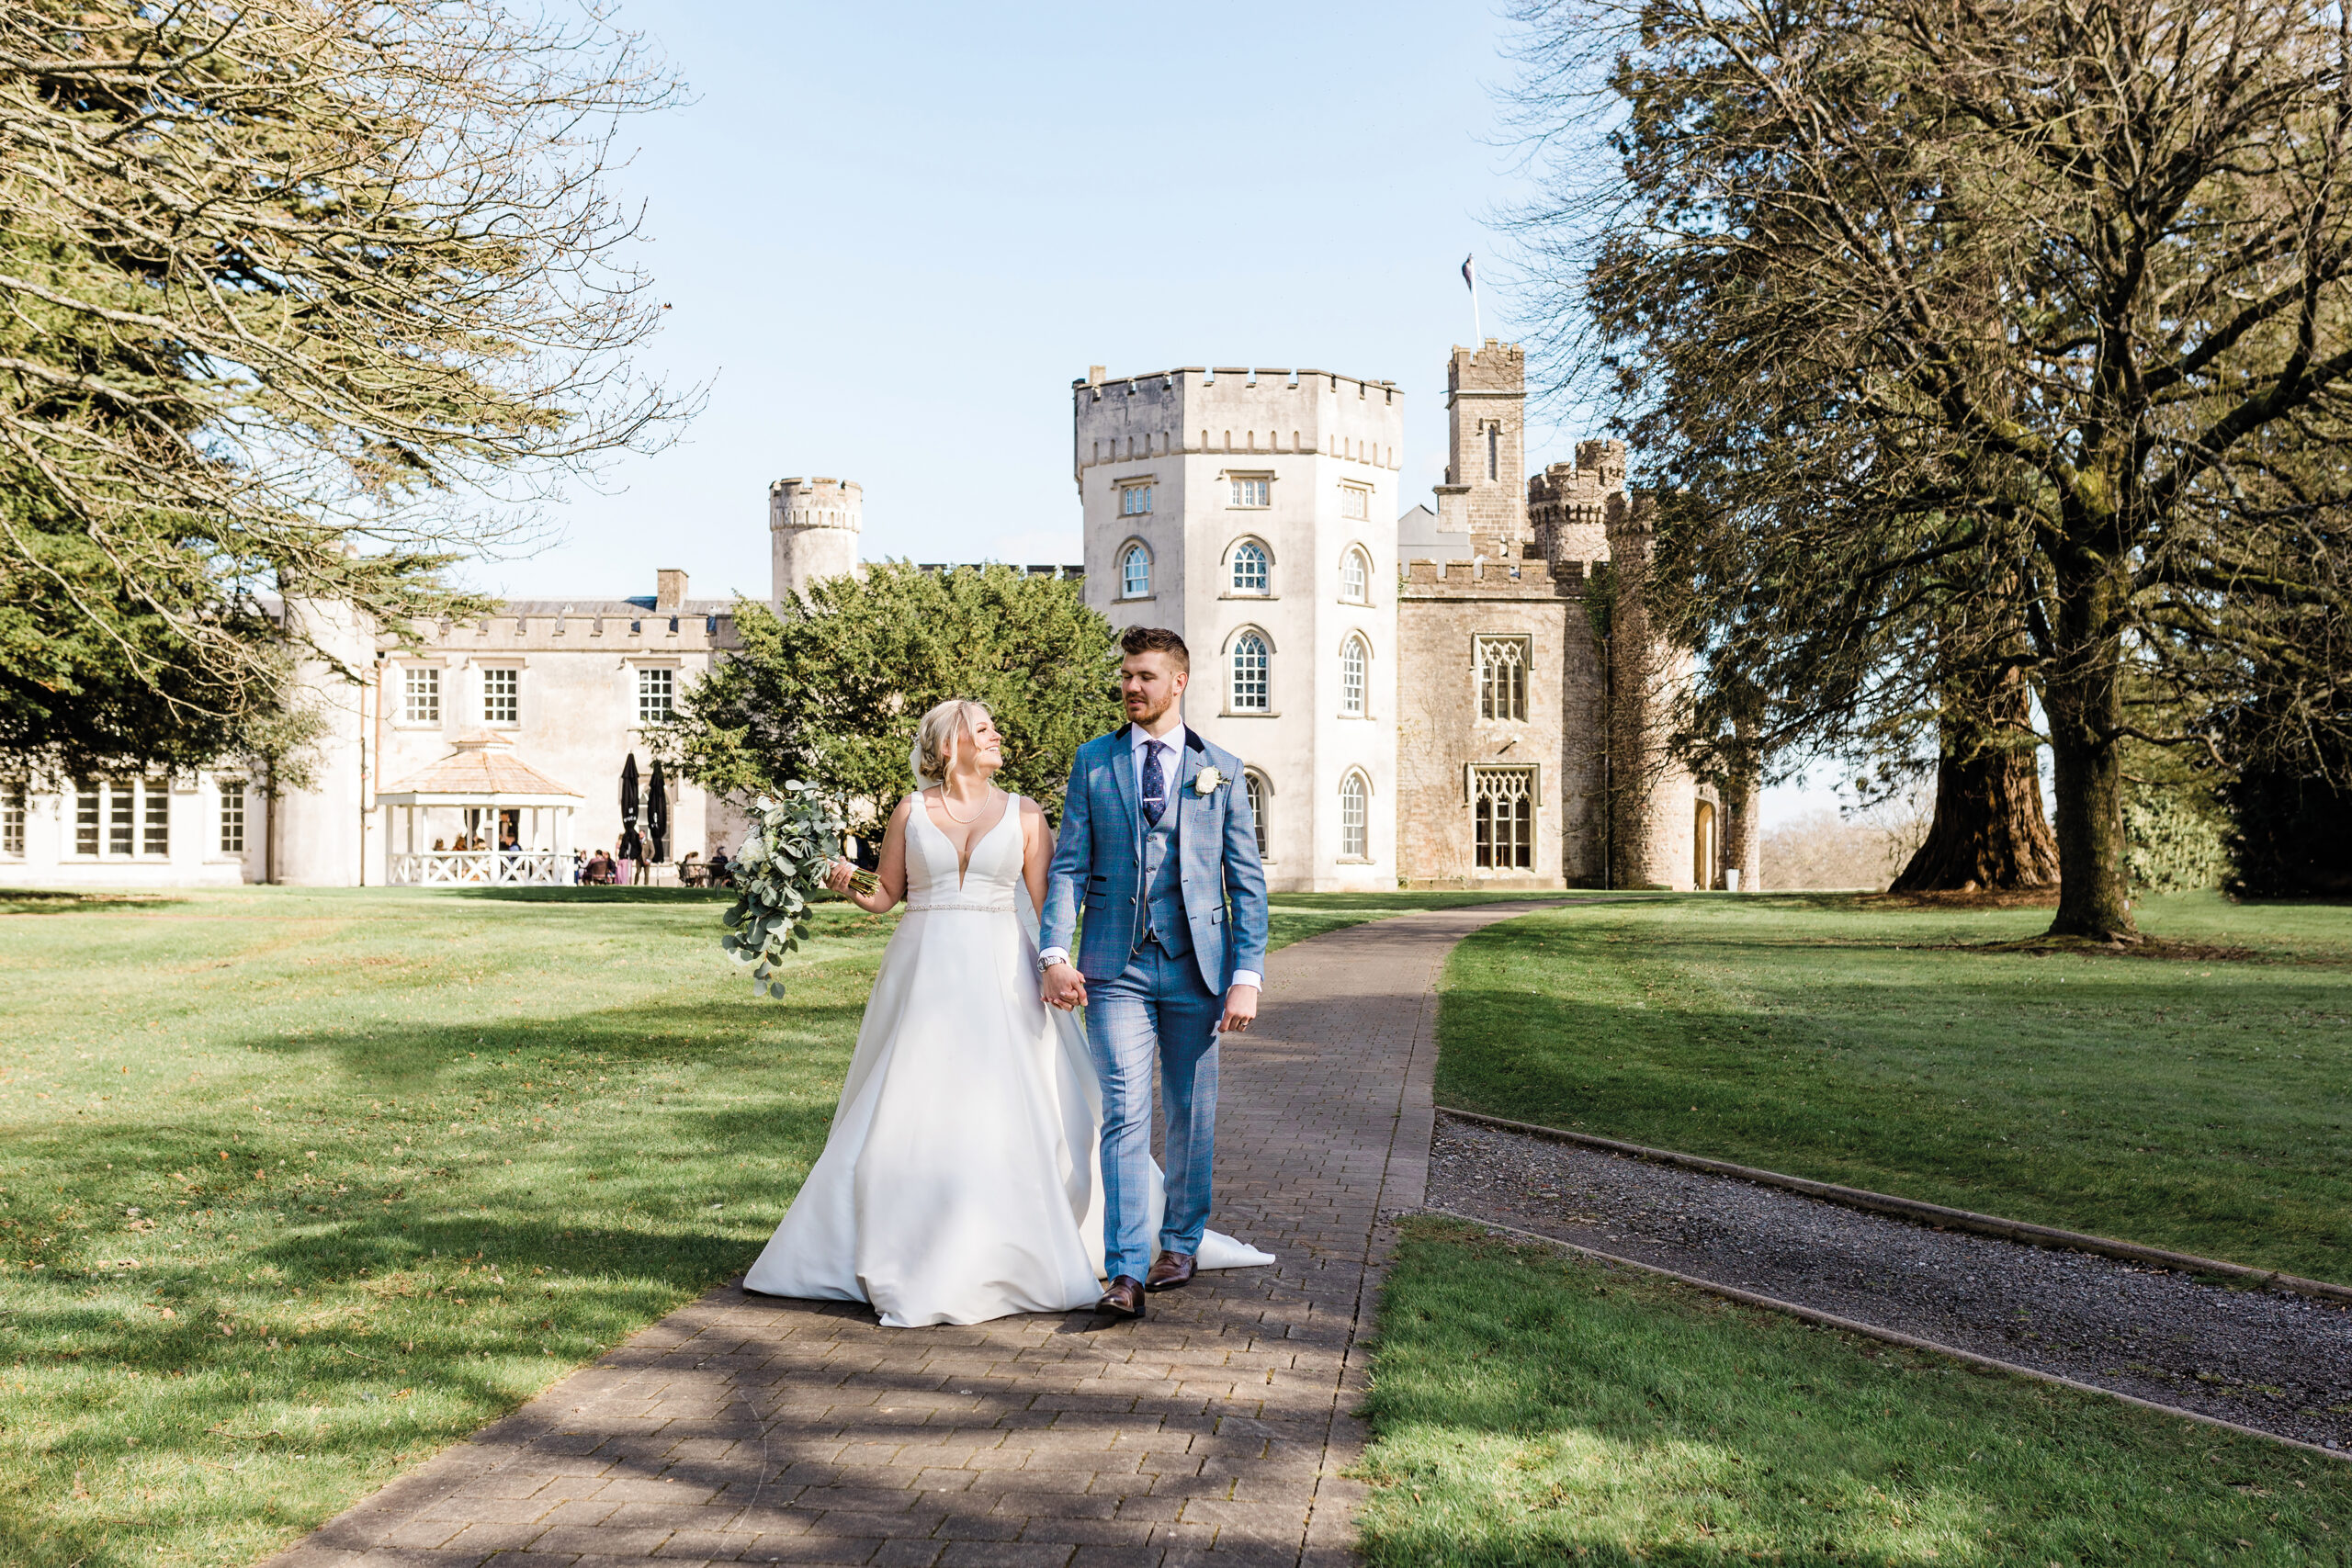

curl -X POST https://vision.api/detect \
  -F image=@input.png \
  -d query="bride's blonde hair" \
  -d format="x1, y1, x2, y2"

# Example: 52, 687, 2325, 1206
910, 698, 990, 789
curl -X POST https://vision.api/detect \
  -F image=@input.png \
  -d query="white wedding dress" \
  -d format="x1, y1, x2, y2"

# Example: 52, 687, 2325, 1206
742, 794, 1272, 1327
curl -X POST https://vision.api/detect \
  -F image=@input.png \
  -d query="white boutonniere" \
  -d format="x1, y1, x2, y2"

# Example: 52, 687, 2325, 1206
1193, 766, 1226, 795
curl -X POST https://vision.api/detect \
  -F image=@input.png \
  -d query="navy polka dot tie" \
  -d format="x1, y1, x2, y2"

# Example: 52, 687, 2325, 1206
1141, 741, 1168, 827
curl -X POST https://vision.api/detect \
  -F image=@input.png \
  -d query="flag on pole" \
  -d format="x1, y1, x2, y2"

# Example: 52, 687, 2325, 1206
1462, 254, 1476, 292
1463, 254, 1483, 341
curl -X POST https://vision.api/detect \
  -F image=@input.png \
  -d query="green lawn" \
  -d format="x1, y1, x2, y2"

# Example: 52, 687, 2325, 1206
1435, 890, 2352, 1284
0, 885, 893, 1568
0, 881, 1532, 1568
1358, 1221, 2352, 1567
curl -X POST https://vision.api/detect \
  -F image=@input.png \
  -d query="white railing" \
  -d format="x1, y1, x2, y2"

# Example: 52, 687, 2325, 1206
389, 850, 569, 886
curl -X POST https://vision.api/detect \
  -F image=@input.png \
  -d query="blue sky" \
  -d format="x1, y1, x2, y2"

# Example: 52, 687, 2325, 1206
496, 0, 1849, 820
494, 0, 1549, 601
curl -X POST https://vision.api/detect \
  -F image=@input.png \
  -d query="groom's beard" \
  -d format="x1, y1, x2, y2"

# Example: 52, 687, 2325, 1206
1125, 693, 1174, 726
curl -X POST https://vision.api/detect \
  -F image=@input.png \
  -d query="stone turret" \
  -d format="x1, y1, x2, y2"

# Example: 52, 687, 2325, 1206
1432, 341, 1529, 545
769, 477, 863, 603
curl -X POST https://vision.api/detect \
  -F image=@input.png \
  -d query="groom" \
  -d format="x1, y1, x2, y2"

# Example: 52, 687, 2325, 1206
1041, 626, 1270, 1320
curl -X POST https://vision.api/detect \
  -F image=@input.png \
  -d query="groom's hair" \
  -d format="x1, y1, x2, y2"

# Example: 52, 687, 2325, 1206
1120, 625, 1190, 673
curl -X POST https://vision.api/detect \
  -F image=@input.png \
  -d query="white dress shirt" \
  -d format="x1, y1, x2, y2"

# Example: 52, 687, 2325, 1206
1040, 722, 1261, 991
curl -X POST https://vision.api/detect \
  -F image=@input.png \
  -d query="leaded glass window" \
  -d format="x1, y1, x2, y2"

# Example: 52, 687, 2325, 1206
1476, 636, 1529, 721
1474, 766, 1536, 870
1340, 772, 1369, 859
1230, 632, 1270, 712
1231, 541, 1270, 593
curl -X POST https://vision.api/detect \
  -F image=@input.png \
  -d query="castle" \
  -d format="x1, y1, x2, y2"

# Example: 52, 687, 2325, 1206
1070, 342, 1757, 893
0, 340, 1756, 894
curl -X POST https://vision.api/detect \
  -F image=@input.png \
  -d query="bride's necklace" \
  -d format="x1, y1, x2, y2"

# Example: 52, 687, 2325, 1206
934, 784, 989, 825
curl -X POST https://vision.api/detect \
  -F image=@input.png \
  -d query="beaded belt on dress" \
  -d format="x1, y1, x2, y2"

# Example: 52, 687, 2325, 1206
904, 895, 1015, 914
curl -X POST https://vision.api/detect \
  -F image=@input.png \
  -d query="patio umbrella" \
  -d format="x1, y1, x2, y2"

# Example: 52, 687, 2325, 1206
646, 758, 670, 863
618, 753, 642, 862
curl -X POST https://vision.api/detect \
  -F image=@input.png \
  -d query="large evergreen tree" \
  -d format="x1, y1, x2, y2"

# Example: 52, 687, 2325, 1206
0, 1, 686, 774
1509, 0, 2352, 939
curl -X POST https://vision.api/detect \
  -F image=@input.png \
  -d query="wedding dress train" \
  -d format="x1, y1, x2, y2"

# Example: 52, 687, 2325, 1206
742, 795, 1272, 1327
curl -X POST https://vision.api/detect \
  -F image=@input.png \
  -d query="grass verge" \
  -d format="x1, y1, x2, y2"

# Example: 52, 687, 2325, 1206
1436, 890, 2352, 1282
1358, 1219, 2352, 1566
0, 885, 888, 1568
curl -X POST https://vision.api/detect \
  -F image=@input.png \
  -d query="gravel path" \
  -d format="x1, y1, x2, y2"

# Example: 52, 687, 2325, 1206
1428, 1112, 2352, 1450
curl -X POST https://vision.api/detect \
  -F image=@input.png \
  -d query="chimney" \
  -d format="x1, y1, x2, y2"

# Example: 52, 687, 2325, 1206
655, 568, 687, 610
1087, 365, 1106, 385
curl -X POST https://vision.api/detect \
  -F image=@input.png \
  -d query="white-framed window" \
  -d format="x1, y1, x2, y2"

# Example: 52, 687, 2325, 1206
1229, 475, 1271, 508
1340, 771, 1369, 860
219, 781, 246, 855
1340, 634, 1368, 716
1229, 631, 1271, 712
1119, 482, 1153, 516
1340, 546, 1371, 604
638, 666, 675, 724
1230, 540, 1271, 594
1474, 766, 1537, 869
1340, 484, 1369, 520
1, 780, 23, 857
1119, 542, 1151, 599
481, 666, 520, 726
402, 665, 440, 725
70, 777, 169, 859
1244, 770, 1271, 859
1476, 636, 1530, 721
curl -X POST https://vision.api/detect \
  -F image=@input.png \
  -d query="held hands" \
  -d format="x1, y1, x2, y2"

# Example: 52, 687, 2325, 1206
1220, 983, 1259, 1034
1042, 961, 1088, 1011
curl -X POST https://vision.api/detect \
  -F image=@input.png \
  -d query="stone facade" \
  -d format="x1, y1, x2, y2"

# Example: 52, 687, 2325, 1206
0, 339, 1738, 894
1074, 366, 1403, 892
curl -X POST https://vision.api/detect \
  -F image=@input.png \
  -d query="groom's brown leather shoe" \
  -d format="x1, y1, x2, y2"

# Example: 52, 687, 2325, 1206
1145, 1251, 1196, 1292
1097, 1276, 1146, 1319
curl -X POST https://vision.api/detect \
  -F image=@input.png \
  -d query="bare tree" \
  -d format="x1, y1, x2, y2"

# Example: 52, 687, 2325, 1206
1503, 0, 2352, 941
0, 0, 691, 763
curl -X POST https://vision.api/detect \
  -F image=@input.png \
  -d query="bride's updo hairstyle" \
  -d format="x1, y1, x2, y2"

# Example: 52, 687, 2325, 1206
910, 699, 990, 789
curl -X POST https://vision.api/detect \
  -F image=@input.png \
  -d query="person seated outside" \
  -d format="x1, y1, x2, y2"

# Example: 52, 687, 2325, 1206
498, 829, 521, 852
677, 851, 703, 886
432, 837, 447, 852
707, 848, 730, 886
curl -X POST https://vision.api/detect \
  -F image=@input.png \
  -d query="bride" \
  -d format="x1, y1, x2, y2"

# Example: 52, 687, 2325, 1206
741, 697, 1271, 1326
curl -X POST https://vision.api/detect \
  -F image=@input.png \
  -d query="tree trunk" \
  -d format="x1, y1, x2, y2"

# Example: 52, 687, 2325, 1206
1888, 668, 2059, 892
2043, 556, 2138, 941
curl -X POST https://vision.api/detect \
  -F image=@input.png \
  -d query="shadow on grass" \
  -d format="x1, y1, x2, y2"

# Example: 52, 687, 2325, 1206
450, 885, 741, 905
0, 889, 188, 917
1355, 1221, 2348, 1568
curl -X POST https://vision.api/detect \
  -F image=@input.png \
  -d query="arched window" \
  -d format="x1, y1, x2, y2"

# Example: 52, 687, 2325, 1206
1119, 543, 1150, 599
1245, 770, 1271, 858
1231, 540, 1270, 594
1229, 631, 1271, 712
1340, 634, 1368, 716
1340, 772, 1369, 860
1340, 546, 1370, 603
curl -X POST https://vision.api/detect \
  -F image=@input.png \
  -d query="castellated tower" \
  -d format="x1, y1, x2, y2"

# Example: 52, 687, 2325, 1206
1072, 365, 1402, 892
1431, 341, 1529, 544
769, 477, 863, 603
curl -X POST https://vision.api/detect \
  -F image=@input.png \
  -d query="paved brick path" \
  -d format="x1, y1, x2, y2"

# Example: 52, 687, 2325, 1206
265, 903, 1543, 1568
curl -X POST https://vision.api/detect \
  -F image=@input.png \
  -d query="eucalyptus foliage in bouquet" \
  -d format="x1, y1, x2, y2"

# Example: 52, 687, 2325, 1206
719, 783, 872, 999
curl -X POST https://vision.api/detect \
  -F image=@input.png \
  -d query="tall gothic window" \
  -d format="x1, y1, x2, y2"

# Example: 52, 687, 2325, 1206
1231, 540, 1270, 593
1120, 543, 1150, 599
1340, 635, 1368, 716
1340, 772, 1369, 859
1229, 631, 1271, 712
1487, 423, 1499, 480
1474, 767, 1536, 870
1476, 636, 1529, 720
1244, 771, 1271, 858
1340, 547, 1370, 604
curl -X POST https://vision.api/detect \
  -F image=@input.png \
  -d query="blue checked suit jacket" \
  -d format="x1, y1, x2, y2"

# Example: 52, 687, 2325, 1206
1039, 725, 1270, 994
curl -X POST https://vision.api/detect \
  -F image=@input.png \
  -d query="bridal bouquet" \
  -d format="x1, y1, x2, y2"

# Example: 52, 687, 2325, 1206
719, 782, 874, 1000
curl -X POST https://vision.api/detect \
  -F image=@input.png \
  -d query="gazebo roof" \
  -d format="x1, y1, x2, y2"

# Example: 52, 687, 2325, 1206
377, 733, 584, 806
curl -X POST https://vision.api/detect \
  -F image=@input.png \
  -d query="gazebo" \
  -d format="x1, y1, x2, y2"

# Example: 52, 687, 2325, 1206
379, 732, 584, 886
